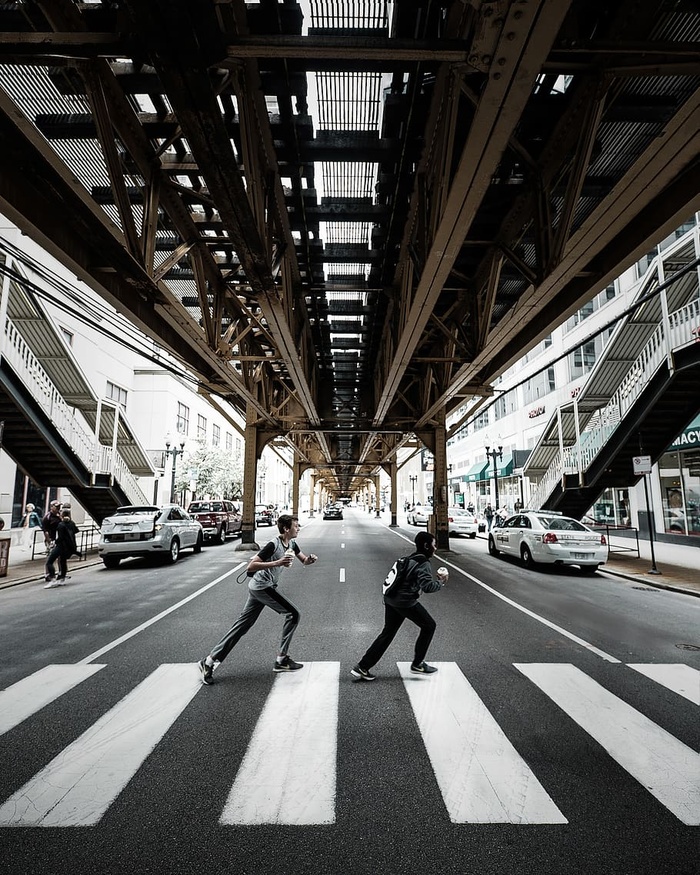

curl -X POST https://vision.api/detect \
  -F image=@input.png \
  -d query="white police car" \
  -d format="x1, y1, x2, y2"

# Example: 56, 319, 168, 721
488, 510, 608, 573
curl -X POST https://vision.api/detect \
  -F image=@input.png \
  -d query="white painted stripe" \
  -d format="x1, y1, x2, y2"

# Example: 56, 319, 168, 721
77, 564, 245, 664
0, 665, 105, 737
515, 663, 700, 825
220, 661, 339, 825
627, 664, 700, 706
398, 662, 567, 824
383, 527, 620, 662
0, 664, 201, 826
339, 568, 345, 583
341, 542, 345, 549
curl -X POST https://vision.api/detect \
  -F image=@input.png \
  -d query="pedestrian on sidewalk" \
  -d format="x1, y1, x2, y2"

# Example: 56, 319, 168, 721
20, 503, 42, 548
44, 510, 80, 587
41, 500, 62, 554
197, 513, 318, 684
351, 530, 447, 682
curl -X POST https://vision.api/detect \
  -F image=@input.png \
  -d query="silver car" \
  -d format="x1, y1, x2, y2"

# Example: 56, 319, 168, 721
447, 507, 478, 538
98, 504, 203, 569
488, 511, 608, 573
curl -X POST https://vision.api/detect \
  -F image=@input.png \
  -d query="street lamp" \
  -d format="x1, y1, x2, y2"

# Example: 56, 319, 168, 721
485, 444, 503, 511
409, 474, 417, 506
165, 435, 185, 503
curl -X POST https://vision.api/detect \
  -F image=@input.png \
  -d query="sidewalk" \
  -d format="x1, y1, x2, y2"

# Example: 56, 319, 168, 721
0, 543, 103, 590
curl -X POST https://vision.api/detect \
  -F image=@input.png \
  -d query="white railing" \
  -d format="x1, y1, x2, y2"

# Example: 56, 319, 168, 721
530, 298, 700, 509
2, 318, 149, 506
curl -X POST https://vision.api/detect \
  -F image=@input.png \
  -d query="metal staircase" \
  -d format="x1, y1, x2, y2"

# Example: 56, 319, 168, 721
0, 314, 151, 523
525, 236, 700, 517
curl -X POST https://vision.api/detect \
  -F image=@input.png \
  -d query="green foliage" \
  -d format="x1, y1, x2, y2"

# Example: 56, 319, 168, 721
175, 440, 243, 499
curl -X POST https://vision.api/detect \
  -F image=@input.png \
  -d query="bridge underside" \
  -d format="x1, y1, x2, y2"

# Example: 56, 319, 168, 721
0, 0, 698, 503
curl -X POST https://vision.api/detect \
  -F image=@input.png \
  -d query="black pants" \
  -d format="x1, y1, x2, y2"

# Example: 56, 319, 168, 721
358, 601, 436, 670
45, 545, 68, 579
209, 587, 300, 664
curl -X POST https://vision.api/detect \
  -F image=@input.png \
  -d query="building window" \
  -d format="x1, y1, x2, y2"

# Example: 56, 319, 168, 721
226, 432, 233, 451
60, 327, 74, 346
212, 424, 220, 447
474, 410, 489, 431
522, 368, 556, 405
106, 381, 127, 411
568, 340, 598, 380
177, 402, 189, 435
197, 414, 207, 441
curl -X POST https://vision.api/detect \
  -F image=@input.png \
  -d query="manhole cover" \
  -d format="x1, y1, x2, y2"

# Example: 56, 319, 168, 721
676, 643, 700, 652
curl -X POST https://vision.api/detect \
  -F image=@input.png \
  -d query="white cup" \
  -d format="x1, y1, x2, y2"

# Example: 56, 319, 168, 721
437, 566, 448, 580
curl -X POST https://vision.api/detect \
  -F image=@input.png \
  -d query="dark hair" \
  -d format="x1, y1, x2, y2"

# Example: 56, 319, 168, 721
61, 510, 72, 519
414, 531, 435, 555
277, 513, 298, 533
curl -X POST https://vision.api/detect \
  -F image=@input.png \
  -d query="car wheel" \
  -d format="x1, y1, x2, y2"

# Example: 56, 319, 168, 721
168, 539, 180, 563
102, 556, 120, 569
521, 545, 536, 568
215, 525, 226, 545
488, 536, 499, 556
194, 532, 203, 554
470, 532, 477, 539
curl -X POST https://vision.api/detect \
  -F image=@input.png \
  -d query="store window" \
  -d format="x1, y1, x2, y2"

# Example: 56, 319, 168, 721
658, 447, 700, 536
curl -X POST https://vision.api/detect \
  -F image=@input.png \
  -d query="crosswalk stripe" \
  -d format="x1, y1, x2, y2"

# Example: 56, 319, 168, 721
0, 664, 106, 737
220, 661, 339, 825
397, 662, 567, 824
0, 664, 201, 827
627, 663, 700, 706
515, 663, 700, 826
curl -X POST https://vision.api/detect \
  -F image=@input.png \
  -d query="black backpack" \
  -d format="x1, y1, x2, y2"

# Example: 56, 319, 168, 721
382, 556, 411, 598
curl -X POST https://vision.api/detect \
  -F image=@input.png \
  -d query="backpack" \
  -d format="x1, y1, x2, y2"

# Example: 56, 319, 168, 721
383, 556, 411, 598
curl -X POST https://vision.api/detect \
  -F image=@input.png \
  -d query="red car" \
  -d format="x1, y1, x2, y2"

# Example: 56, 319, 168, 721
187, 500, 241, 544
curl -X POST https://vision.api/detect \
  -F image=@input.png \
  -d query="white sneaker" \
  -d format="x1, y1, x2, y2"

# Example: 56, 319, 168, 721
44, 581, 59, 589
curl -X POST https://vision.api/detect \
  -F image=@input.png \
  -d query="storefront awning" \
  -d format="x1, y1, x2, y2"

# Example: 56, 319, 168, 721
498, 454, 514, 478
465, 461, 489, 482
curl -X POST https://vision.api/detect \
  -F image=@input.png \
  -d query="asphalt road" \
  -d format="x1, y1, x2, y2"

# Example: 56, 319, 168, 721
0, 508, 698, 875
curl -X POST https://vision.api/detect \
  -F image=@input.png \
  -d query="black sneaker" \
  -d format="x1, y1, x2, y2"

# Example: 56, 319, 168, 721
198, 659, 214, 685
350, 664, 376, 681
410, 662, 438, 674
273, 656, 303, 672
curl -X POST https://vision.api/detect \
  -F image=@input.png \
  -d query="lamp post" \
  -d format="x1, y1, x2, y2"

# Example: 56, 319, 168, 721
409, 474, 417, 506
485, 444, 503, 511
165, 435, 185, 504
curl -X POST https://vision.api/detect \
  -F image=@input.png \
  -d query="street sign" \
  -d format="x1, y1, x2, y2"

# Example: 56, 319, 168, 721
633, 455, 652, 475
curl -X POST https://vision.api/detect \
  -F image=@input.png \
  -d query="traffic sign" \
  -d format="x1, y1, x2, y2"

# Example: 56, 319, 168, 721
633, 455, 652, 475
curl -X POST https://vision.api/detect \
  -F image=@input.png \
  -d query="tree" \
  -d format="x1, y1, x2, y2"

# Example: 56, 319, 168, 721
175, 441, 243, 500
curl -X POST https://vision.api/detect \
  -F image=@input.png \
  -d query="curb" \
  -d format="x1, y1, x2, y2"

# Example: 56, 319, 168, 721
0, 558, 104, 590
601, 567, 699, 598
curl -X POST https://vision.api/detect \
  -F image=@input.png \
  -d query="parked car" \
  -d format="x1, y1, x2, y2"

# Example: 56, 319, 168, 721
447, 507, 478, 538
407, 505, 432, 526
98, 504, 203, 568
488, 510, 608, 573
187, 500, 241, 543
255, 504, 277, 526
323, 504, 344, 520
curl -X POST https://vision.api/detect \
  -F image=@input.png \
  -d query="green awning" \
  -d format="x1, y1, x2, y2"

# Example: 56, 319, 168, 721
498, 454, 514, 478
465, 461, 489, 483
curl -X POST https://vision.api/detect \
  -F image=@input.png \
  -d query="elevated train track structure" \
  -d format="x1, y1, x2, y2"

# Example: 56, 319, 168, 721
0, 0, 698, 544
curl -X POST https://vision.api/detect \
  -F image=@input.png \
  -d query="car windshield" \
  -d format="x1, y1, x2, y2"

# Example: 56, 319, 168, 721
539, 516, 587, 531
189, 502, 223, 512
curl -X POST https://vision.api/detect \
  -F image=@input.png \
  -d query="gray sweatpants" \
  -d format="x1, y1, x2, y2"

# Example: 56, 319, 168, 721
209, 586, 300, 663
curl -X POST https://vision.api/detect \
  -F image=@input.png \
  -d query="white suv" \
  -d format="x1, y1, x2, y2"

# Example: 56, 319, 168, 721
98, 505, 203, 569
488, 511, 608, 573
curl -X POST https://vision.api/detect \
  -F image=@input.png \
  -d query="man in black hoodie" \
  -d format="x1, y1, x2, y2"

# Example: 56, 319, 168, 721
351, 531, 447, 681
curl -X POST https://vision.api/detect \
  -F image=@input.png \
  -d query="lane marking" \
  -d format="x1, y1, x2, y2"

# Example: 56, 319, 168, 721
220, 661, 339, 825
0, 665, 106, 737
0, 664, 201, 826
627, 663, 700, 706
398, 662, 567, 824
339, 568, 345, 583
77, 564, 245, 664
515, 663, 700, 826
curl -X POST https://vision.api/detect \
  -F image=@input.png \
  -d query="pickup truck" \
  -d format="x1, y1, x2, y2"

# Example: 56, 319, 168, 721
187, 500, 241, 544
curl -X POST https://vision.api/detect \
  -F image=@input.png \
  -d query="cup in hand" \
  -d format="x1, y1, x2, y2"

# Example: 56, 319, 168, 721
437, 566, 449, 582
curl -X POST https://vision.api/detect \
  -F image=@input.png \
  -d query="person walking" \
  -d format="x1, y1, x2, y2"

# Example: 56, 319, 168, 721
20, 503, 42, 548
44, 509, 79, 587
484, 503, 494, 531
41, 500, 62, 554
198, 513, 318, 684
351, 531, 447, 682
